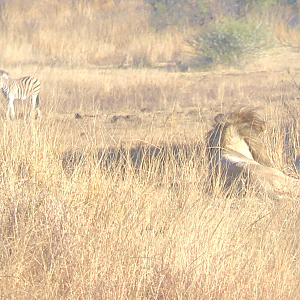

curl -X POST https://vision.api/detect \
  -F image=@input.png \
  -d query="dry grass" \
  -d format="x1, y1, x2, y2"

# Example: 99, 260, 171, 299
0, 0, 188, 68
1, 0, 300, 298
0, 61, 298, 299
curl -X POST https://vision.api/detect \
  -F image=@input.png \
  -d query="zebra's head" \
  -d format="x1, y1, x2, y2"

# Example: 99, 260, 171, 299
0, 70, 8, 78
0, 70, 8, 88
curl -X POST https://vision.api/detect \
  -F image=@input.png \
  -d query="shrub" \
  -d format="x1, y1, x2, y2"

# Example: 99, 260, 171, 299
188, 18, 272, 68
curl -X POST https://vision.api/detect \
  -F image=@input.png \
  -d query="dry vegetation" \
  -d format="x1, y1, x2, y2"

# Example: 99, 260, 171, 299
1, 0, 300, 299
0, 0, 188, 68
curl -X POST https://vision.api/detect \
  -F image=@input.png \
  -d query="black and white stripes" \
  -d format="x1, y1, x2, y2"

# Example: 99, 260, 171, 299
0, 70, 41, 119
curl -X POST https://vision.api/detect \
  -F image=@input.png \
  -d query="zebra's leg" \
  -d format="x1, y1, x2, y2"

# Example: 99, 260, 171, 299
7, 97, 15, 119
31, 94, 40, 118
35, 94, 40, 117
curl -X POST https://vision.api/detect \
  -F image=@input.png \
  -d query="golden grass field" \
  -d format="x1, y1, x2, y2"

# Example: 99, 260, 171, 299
1, 0, 300, 299
0, 52, 299, 299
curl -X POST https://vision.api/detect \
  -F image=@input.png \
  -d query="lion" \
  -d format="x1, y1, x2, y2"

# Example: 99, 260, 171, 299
206, 107, 299, 199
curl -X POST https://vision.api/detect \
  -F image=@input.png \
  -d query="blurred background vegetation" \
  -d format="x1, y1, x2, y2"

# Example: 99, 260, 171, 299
0, 0, 300, 69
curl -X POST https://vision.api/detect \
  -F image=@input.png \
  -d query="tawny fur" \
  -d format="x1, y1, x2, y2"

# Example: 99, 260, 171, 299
207, 107, 299, 199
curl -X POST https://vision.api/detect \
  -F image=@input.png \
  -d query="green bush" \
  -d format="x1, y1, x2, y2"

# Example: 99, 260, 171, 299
189, 18, 272, 68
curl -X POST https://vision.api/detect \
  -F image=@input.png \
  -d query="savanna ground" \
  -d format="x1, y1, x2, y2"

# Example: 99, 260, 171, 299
2, 0, 300, 299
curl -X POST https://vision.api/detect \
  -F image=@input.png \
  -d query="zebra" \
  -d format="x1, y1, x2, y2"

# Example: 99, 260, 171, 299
0, 70, 41, 119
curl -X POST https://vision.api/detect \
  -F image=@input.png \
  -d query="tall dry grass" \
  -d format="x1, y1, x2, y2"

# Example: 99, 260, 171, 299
0, 0, 300, 298
0, 68, 297, 298
0, 118, 300, 299
0, 0, 188, 68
